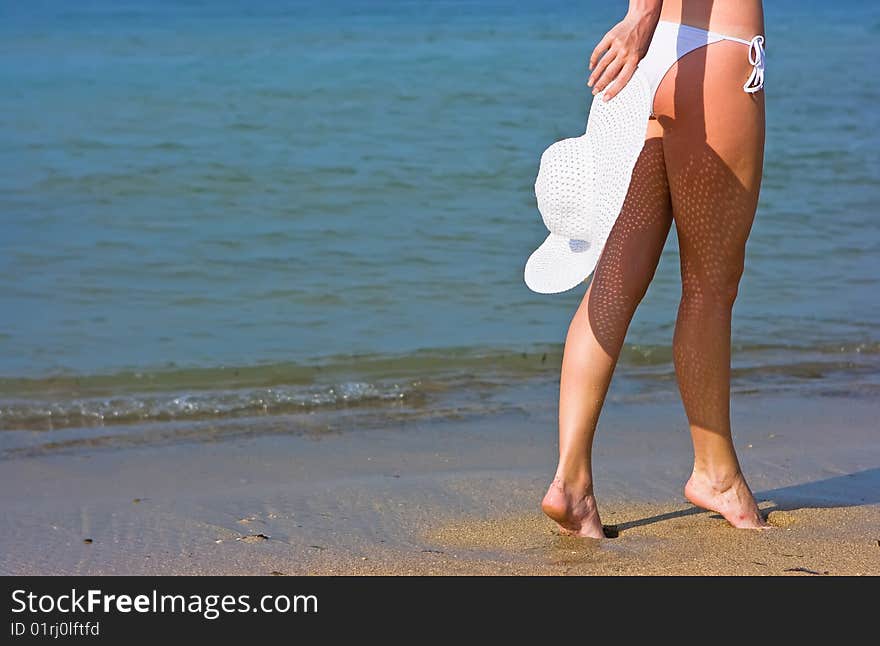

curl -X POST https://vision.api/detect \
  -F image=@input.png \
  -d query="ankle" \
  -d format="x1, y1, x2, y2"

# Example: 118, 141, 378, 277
689, 465, 743, 492
552, 471, 593, 498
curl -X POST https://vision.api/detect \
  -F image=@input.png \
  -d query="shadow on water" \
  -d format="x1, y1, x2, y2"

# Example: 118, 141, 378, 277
608, 468, 880, 534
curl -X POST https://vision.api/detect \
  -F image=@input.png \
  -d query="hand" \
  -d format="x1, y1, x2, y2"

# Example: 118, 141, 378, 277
588, 10, 660, 101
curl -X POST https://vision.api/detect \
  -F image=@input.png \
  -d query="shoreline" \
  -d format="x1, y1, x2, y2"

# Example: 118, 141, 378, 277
1, 392, 878, 575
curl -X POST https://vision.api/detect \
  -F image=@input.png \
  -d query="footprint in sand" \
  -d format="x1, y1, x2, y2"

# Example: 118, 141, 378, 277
237, 515, 260, 525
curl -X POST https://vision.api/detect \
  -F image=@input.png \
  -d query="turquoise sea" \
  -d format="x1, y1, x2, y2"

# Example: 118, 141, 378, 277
1, 1, 878, 450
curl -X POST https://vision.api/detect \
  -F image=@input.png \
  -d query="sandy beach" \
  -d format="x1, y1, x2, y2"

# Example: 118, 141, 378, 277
2, 0, 878, 581
1, 391, 877, 576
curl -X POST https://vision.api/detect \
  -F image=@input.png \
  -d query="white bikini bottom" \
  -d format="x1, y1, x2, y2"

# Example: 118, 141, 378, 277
637, 20, 766, 116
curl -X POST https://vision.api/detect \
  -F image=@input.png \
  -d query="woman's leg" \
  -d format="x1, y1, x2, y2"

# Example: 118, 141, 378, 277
542, 120, 673, 537
656, 39, 770, 528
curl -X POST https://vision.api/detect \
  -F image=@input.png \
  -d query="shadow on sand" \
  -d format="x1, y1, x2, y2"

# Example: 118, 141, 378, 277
606, 467, 880, 535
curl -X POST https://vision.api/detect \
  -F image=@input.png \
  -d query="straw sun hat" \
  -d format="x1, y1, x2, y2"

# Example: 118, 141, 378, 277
524, 68, 653, 294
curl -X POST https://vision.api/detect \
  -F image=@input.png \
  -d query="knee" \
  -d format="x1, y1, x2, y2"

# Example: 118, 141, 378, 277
680, 261, 744, 313
588, 274, 653, 329
594, 253, 660, 310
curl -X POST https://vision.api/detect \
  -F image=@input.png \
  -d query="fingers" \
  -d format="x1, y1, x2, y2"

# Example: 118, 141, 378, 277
588, 48, 616, 89
589, 32, 613, 71
588, 24, 644, 101
601, 60, 637, 101
591, 54, 625, 97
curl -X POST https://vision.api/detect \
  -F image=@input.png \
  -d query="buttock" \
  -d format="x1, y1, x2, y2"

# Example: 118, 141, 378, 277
651, 38, 766, 131
638, 20, 766, 119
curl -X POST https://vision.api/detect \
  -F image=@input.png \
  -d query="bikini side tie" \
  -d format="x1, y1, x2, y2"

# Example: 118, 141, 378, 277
743, 35, 765, 93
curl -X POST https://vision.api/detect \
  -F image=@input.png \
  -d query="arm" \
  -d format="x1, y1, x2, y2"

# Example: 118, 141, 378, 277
588, 0, 663, 101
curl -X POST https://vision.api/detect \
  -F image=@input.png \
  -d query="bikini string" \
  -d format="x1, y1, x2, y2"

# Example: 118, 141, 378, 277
743, 35, 765, 93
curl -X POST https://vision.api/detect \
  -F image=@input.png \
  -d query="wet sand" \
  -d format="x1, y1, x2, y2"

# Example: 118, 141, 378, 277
1, 393, 878, 575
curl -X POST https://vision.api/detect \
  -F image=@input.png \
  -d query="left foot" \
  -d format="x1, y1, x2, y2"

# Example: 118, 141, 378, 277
541, 477, 605, 538
685, 469, 771, 529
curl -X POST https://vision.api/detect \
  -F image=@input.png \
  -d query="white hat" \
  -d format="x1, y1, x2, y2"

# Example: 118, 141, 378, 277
524, 68, 653, 294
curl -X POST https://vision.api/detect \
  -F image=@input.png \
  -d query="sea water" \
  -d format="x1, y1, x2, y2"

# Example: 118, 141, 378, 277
1, 1, 877, 449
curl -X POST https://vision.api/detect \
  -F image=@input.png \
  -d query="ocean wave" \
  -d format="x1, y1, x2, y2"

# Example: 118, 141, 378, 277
0, 380, 419, 431
0, 340, 877, 432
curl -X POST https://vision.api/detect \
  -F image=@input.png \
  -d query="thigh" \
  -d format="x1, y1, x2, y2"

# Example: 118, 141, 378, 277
590, 118, 673, 296
582, 119, 673, 352
655, 41, 765, 284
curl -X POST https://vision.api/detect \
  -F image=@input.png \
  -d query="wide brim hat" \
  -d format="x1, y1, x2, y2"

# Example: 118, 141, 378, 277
524, 69, 653, 294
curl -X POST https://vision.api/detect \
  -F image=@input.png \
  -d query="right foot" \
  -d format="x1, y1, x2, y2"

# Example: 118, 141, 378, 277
684, 469, 771, 529
541, 477, 605, 538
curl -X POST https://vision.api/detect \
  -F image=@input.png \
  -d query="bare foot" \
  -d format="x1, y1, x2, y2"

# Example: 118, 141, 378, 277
685, 470, 771, 529
541, 477, 605, 538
